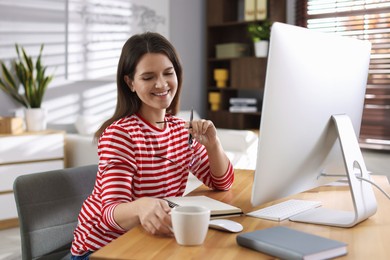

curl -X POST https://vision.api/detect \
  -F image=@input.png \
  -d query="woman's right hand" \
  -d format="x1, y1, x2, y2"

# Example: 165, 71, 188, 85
136, 197, 173, 236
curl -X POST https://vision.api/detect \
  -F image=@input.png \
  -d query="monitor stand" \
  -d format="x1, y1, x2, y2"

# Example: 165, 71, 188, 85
290, 114, 377, 228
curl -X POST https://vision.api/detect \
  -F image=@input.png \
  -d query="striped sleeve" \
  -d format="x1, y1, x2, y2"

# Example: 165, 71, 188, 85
98, 125, 137, 231
100, 203, 124, 232
210, 161, 234, 190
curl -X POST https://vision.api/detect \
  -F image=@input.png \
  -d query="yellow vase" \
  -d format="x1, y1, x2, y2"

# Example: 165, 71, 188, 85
213, 69, 228, 88
208, 92, 221, 111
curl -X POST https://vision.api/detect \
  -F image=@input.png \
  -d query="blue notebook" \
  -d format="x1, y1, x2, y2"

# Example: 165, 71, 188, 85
236, 226, 347, 260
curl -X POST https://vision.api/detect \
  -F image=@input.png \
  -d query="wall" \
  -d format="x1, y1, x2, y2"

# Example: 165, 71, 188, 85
170, 0, 206, 117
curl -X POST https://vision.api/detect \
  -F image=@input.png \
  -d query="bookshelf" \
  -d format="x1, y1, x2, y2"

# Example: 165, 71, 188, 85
206, 0, 286, 129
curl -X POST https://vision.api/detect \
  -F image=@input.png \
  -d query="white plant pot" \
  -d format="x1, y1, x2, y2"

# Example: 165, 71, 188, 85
25, 108, 47, 132
254, 41, 269, 57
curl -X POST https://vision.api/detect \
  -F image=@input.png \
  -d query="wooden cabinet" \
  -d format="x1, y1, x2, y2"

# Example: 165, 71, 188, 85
206, 0, 286, 129
0, 130, 65, 229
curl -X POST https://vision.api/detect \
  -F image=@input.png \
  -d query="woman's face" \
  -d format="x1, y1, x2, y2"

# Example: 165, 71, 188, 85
127, 53, 178, 114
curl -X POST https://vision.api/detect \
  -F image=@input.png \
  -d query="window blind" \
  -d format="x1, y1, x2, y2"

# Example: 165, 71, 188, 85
295, 0, 390, 150
0, 0, 132, 83
67, 0, 132, 80
0, 0, 66, 82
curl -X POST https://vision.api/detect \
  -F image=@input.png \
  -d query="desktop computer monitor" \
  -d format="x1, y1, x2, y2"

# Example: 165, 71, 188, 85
251, 23, 377, 227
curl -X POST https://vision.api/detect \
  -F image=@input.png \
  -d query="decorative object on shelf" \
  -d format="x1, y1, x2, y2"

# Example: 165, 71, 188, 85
247, 20, 272, 57
0, 117, 24, 134
0, 44, 54, 132
208, 92, 221, 111
24, 108, 48, 132
216, 43, 249, 59
214, 69, 229, 88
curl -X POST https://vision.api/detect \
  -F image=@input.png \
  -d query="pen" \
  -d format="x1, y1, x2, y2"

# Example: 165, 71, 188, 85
188, 108, 193, 146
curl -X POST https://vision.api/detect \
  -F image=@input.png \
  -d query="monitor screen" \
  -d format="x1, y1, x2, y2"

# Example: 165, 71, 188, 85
251, 23, 372, 211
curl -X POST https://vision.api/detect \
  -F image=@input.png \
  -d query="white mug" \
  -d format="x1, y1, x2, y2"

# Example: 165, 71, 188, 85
171, 206, 210, 246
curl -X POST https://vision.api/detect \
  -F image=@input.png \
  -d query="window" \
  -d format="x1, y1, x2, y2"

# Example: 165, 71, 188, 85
296, 0, 390, 150
0, 0, 133, 83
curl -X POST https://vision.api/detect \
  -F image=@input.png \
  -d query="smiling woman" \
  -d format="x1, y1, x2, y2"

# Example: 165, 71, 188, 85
70, 32, 234, 260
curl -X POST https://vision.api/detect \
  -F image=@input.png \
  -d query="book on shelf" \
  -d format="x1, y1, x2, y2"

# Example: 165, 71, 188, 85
237, 0, 245, 21
230, 98, 258, 106
244, 0, 256, 21
164, 195, 243, 219
229, 106, 258, 113
237, 226, 348, 260
255, 0, 267, 20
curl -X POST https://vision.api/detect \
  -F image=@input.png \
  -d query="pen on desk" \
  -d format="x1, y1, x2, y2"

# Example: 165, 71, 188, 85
163, 198, 179, 208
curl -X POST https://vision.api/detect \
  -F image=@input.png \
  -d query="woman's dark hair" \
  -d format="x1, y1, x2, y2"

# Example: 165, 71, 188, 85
94, 32, 183, 141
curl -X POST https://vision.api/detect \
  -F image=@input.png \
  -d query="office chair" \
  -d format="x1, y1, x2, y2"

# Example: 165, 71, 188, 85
13, 164, 98, 260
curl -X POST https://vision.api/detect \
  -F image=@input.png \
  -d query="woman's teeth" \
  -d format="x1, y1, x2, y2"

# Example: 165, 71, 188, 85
154, 91, 169, 96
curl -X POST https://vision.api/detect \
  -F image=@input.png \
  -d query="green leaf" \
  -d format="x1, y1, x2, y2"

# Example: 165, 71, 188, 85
15, 43, 21, 60
1, 63, 17, 89
36, 44, 43, 71
0, 78, 12, 94
15, 62, 28, 92
21, 47, 34, 73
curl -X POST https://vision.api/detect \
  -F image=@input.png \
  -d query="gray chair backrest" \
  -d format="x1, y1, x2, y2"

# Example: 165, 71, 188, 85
13, 164, 98, 260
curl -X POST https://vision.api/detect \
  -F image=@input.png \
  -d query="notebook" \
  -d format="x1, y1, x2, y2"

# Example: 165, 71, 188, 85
236, 226, 347, 260
164, 195, 243, 218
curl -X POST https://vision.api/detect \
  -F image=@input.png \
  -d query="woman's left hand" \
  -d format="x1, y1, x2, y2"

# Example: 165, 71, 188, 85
187, 119, 218, 148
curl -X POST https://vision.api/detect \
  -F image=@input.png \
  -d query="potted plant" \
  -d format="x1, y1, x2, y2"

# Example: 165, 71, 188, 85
0, 44, 54, 131
247, 20, 272, 57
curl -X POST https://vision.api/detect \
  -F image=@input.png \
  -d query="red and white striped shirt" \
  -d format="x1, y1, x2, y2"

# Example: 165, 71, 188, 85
71, 114, 234, 255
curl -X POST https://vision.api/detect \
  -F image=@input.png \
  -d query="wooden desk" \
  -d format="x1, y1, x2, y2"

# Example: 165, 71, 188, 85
91, 170, 390, 260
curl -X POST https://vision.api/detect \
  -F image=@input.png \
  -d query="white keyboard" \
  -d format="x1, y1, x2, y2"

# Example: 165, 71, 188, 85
247, 199, 322, 221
